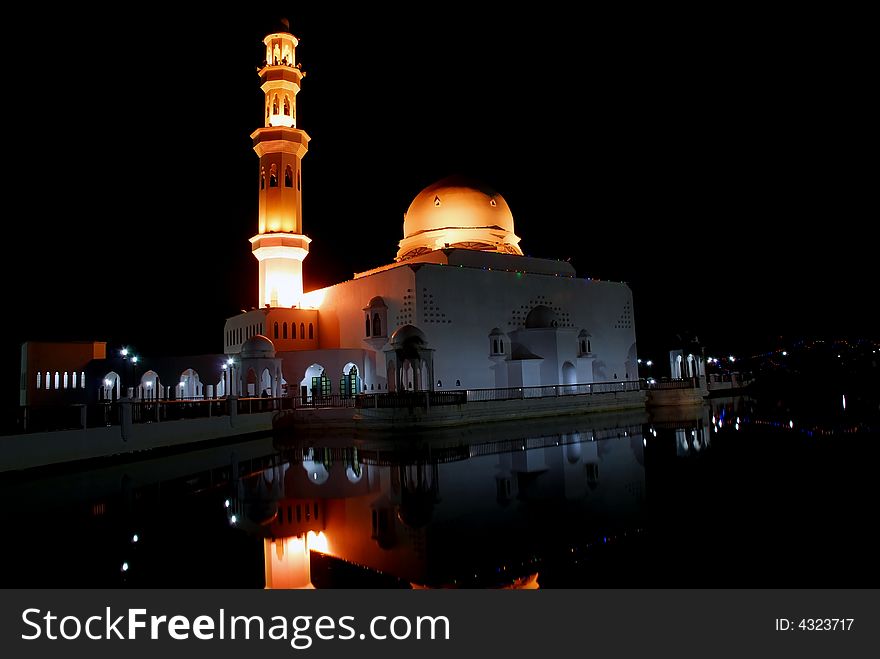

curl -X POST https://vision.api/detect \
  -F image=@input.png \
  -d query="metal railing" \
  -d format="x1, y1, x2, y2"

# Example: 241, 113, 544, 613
288, 394, 358, 409
466, 380, 641, 402
7, 378, 651, 435
354, 380, 641, 410
641, 378, 701, 390
356, 391, 467, 409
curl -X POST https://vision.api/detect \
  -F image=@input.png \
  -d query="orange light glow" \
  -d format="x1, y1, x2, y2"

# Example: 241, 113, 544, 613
307, 530, 329, 553
300, 288, 326, 309
264, 535, 313, 589
268, 113, 295, 128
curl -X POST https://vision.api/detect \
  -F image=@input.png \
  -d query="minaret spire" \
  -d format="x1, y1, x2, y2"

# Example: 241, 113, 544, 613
249, 25, 311, 308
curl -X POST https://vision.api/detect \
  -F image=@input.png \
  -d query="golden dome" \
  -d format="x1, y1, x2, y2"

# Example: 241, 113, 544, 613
396, 176, 523, 261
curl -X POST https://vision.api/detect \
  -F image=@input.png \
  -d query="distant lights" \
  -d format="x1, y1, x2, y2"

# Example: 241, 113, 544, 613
782, 351, 788, 356
789, 420, 794, 429
227, 358, 235, 365
728, 355, 736, 362
637, 359, 642, 364
222, 364, 227, 370
132, 534, 139, 543
104, 379, 111, 387
224, 499, 231, 508
121, 562, 129, 572
646, 360, 653, 367
230, 514, 238, 525
131, 356, 139, 364
842, 394, 846, 410
120, 348, 128, 357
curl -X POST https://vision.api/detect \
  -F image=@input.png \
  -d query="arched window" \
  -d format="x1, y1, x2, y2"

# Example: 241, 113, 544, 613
283, 322, 288, 339
500, 339, 504, 352
63, 372, 68, 389
365, 317, 371, 337
80, 371, 85, 388
260, 168, 265, 190
36, 371, 41, 389
284, 165, 293, 187
272, 94, 279, 114
581, 340, 586, 353
300, 323, 305, 339
274, 322, 279, 339
372, 313, 381, 337
437, 380, 442, 388
308, 323, 314, 339
455, 379, 461, 387
72, 371, 77, 388
588, 340, 591, 353
493, 339, 499, 354
45, 371, 51, 390
283, 96, 290, 115
54, 372, 60, 389
269, 164, 277, 187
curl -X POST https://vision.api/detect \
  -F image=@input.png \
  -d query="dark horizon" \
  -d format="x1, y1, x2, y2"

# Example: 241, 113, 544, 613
1, 7, 873, 403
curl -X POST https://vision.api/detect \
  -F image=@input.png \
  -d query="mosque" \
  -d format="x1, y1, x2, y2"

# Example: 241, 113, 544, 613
19, 25, 638, 408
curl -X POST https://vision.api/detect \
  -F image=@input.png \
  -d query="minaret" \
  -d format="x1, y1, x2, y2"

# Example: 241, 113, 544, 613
250, 24, 311, 309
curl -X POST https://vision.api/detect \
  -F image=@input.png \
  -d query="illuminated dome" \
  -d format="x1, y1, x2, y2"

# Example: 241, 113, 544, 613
396, 176, 523, 261
241, 334, 276, 358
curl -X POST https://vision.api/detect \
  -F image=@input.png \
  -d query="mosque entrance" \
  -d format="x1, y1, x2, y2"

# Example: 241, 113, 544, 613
341, 363, 361, 398
301, 364, 329, 403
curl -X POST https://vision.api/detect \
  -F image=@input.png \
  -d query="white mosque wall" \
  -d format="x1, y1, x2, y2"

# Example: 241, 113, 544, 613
281, 258, 638, 393
408, 263, 638, 390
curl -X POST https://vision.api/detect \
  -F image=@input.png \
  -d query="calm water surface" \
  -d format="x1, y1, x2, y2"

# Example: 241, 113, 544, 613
1, 393, 877, 588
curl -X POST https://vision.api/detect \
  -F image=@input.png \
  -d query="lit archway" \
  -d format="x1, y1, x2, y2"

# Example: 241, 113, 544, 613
179, 368, 202, 399
562, 361, 577, 389
101, 371, 121, 401
246, 368, 258, 397
140, 370, 160, 400
342, 362, 361, 398
300, 364, 328, 401
260, 368, 273, 397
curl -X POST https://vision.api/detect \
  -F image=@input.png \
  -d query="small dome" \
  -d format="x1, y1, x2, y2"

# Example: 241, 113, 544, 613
241, 334, 276, 359
389, 324, 428, 348
397, 176, 523, 260
578, 329, 592, 338
525, 305, 558, 329
367, 296, 387, 308
488, 327, 505, 337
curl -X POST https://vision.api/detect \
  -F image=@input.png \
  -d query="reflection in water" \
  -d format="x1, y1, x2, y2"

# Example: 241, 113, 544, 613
229, 411, 654, 588
2, 394, 876, 588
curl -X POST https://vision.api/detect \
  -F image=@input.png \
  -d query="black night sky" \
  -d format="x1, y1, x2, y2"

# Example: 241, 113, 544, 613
1, 7, 873, 406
